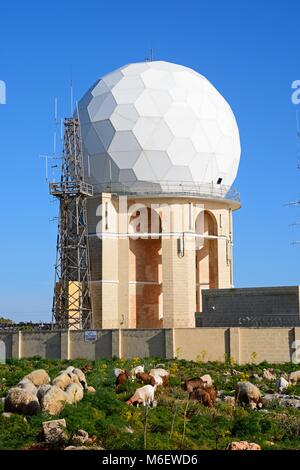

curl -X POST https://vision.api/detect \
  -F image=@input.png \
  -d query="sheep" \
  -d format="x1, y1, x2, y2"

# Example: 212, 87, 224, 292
289, 370, 300, 385
40, 385, 67, 415
72, 368, 87, 389
130, 365, 145, 379
182, 377, 205, 393
37, 384, 52, 401
115, 371, 131, 391
23, 369, 50, 387
235, 381, 262, 410
113, 368, 125, 378
4, 387, 41, 416
65, 383, 84, 404
276, 377, 289, 393
200, 374, 213, 388
17, 378, 37, 396
126, 384, 156, 406
52, 372, 73, 390
189, 387, 216, 408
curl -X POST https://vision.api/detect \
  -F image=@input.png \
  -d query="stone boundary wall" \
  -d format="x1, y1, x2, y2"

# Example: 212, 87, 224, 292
0, 327, 300, 364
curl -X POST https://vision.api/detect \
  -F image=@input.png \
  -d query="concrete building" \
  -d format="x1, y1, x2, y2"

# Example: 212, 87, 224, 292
77, 61, 241, 329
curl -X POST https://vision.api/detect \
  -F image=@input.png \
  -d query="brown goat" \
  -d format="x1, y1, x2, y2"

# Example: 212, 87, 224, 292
115, 371, 130, 391
136, 372, 150, 384
189, 386, 216, 408
182, 377, 205, 393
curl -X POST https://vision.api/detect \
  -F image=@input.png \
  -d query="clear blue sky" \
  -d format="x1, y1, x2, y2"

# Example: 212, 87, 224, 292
0, 0, 299, 322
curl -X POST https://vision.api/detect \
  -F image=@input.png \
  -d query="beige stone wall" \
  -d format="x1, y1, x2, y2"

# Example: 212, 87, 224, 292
87, 193, 237, 330
1, 327, 299, 364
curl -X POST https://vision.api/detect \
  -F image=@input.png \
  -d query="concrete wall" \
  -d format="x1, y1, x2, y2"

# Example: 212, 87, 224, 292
200, 286, 300, 327
0, 327, 300, 364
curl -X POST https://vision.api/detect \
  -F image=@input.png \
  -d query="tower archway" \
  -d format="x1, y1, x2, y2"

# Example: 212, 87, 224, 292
195, 210, 219, 311
129, 207, 163, 328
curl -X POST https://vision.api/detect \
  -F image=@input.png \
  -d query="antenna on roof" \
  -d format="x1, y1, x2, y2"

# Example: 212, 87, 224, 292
70, 79, 74, 115
145, 47, 154, 62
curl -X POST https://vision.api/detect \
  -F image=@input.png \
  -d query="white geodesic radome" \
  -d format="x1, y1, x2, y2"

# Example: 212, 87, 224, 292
77, 61, 241, 195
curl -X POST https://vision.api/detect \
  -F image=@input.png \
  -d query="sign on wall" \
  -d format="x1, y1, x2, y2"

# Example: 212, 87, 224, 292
84, 330, 97, 342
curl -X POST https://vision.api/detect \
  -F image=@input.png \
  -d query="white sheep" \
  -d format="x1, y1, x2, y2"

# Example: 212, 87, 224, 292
289, 370, 300, 384
235, 381, 262, 410
37, 384, 52, 401
65, 383, 84, 404
4, 387, 41, 416
17, 378, 37, 396
126, 385, 156, 406
23, 369, 50, 387
40, 385, 67, 415
52, 372, 73, 390
276, 377, 289, 393
72, 368, 87, 389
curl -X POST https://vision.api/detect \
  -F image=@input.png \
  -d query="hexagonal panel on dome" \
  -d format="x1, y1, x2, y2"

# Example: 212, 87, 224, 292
77, 60, 241, 195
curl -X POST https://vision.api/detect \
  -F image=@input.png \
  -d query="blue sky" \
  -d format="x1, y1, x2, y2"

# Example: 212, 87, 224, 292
0, 0, 299, 322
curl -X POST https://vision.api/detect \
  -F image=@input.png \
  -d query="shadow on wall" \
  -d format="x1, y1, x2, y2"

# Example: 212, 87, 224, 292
45, 333, 61, 359
146, 330, 165, 357
95, 332, 112, 358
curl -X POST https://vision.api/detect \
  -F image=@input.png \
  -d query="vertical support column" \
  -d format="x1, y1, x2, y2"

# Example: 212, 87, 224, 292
61, 330, 70, 360
118, 195, 130, 328
165, 328, 175, 359
162, 202, 196, 328
111, 329, 122, 358
12, 331, 22, 359
229, 328, 241, 364
101, 193, 119, 328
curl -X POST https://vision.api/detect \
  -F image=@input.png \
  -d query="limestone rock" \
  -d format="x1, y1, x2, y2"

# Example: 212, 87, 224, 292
227, 441, 261, 450
43, 418, 68, 444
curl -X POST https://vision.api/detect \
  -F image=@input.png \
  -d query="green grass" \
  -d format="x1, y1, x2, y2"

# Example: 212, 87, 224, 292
1, 357, 300, 450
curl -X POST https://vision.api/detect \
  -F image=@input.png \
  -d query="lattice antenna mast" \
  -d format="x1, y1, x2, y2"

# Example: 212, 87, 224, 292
50, 117, 94, 329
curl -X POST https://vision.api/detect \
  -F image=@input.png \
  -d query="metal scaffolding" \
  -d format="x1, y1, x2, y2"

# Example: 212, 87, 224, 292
50, 118, 93, 329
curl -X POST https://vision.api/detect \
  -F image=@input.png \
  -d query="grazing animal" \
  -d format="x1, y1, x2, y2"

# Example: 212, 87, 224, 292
235, 381, 262, 410
40, 385, 67, 416
65, 383, 84, 404
115, 371, 131, 391
136, 372, 150, 384
189, 387, 215, 408
130, 365, 145, 379
126, 385, 156, 406
17, 379, 37, 396
149, 368, 169, 378
23, 369, 50, 387
4, 387, 41, 416
289, 370, 300, 385
200, 374, 213, 388
182, 377, 205, 393
113, 368, 125, 378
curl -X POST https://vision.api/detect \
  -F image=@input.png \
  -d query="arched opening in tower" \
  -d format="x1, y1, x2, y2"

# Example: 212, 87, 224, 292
129, 207, 163, 328
195, 210, 219, 311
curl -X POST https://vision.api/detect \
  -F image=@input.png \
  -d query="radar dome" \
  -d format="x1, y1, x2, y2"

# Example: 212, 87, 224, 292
77, 61, 240, 193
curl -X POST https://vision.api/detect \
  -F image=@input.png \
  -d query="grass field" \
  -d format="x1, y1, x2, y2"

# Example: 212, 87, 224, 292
1, 357, 300, 450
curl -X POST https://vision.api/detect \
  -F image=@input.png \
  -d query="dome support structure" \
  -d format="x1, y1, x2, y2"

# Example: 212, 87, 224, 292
49, 118, 94, 330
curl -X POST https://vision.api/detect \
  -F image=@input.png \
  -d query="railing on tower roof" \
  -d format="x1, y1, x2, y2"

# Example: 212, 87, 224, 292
90, 180, 240, 202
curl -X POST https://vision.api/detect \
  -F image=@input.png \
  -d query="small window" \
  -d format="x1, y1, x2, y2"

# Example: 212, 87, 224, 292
217, 178, 222, 184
